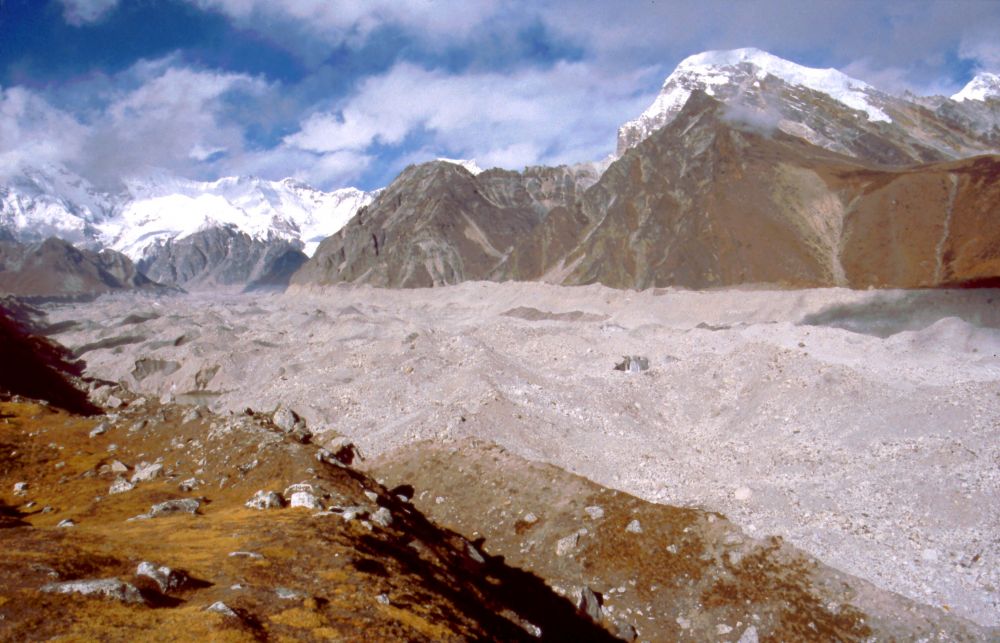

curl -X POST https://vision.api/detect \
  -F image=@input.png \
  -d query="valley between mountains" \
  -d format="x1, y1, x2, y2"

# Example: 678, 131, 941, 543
2, 45, 999, 641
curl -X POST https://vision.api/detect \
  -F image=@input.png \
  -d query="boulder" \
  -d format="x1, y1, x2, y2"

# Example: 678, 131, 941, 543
579, 586, 603, 623
109, 477, 135, 494
41, 578, 145, 605
245, 490, 284, 510
147, 498, 201, 517
615, 356, 649, 373
130, 462, 163, 483
136, 561, 189, 593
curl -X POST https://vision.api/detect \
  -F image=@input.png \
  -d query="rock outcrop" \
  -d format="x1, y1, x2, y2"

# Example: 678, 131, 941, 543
0, 237, 173, 301
136, 226, 308, 291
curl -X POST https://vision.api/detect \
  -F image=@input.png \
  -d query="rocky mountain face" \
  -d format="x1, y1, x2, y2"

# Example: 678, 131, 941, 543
0, 238, 174, 300
135, 226, 308, 292
0, 166, 374, 289
294, 89, 1000, 291
292, 161, 600, 288
616, 48, 1000, 165
531, 93, 1000, 289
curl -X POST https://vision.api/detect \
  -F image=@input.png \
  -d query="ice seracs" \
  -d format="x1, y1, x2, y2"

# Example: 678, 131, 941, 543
951, 72, 1000, 102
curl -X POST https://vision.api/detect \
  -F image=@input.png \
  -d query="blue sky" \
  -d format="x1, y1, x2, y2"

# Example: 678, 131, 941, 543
1, 0, 999, 191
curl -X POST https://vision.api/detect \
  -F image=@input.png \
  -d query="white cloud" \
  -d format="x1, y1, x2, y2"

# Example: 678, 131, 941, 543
58, 0, 120, 26
282, 61, 654, 176
0, 86, 88, 176
190, 0, 499, 45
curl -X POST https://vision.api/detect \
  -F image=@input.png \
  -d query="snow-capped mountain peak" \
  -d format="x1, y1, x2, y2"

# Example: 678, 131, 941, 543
436, 158, 485, 175
951, 72, 1000, 102
1, 165, 375, 260
617, 47, 894, 155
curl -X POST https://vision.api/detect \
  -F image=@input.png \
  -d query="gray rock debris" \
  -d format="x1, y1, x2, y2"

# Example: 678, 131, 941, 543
371, 507, 393, 528
246, 490, 284, 510
89, 422, 109, 438
285, 483, 322, 510
41, 578, 145, 604
136, 561, 189, 593
57, 519, 76, 528
139, 498, 200, 519
110, 460, 129, 474
556, 529, 588, 556
625, 519, 643, 534
13, 482, 28, 496
737, 625, 759, 643
579, 586, 603, 623
130, 462, 163, 483
341, 506, 367, 522
109, 477, 135, 494
272, 406, 304, 432
616, 621, 638, 641
584, 505, 605, 520
206, 601, 239, 618
614, 356, 649, 373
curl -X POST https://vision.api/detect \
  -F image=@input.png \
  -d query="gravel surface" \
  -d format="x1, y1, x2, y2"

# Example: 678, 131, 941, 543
46, 282, 1000, 626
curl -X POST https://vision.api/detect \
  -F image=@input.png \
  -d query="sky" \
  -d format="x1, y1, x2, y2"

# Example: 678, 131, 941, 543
1, 0, 999, 191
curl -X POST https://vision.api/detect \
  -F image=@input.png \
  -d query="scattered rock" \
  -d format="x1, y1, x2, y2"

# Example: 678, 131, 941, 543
371, 507, 393, 528
579, 586, 603, 623
146, 498, 201, 517
57, 519, 75, 528
89, 421, 109, 437
465, 540, 486, 565
178, 478, 200, 492
245, 490, 284, 510
737, 625, 759, 643
110, 460, 129, 474
41, 578, 145, 605
130, 462, 163, 483
584, 505, 605, 520
614, 356, 649, 372
181, 407, 202, 423
341, 506, 366, 522
326, 436, 361, 465
205, 601, 239, 618
375, 593, 390, 605
616, 621, 638, 641
13, 482, 28, 496
109, 477, 135, 494
717, 623, 733, 635
275, 587, 301, 600
106, 395, 123, 409
228, 551, 263, 559
289, 491, 322, 510
136, 561, 189, 593
625, 519, 643, 534
272, 406, 304, 433
556, 531, 581, 557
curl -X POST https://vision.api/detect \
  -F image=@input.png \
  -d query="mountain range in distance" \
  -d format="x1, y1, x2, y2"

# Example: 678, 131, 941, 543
2, 47, 999, 297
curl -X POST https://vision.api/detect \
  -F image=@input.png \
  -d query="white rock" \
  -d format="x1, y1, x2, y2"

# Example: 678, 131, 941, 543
289, 491, 323, 510
89, 422, 109, 437
626, 519, 643, 534
137, 561, 187, 593
109, 477, 135, 494
371, 507, 393, 528
131, 462, 163, 483
57, 519, 76, 528
556, 532, 580, 557
42, 578, 145, 604
245, 490, 284, 510
13, 482, 28, 495
206, 601, 239, 618
737, 625, 760, 643
584, 505, 605, 520
522, 512, 538, 524
734, 486, 752, 501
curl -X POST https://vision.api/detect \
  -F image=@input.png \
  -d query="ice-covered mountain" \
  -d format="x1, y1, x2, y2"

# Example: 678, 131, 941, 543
0, 165, 375, 289
617, 48, 1000, 163
952, 72, 1000, 102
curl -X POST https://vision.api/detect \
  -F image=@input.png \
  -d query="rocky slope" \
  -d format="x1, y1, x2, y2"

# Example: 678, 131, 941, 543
292, 161, 599, 288
0, 238, 175, 301
294, 93, 1000, 291
617, 48, 1000, 164
1, 300, 994, 641
543, 93, 1000, 289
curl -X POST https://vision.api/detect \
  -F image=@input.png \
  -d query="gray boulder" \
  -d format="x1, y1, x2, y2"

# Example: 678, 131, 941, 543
136, 561, 189, 593
41, 578, 145, 604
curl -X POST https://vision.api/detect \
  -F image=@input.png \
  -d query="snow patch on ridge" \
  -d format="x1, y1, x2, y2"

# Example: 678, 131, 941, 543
632, 48, 891, 130
951, 72, 1000, 102
436, 158, 485, 175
